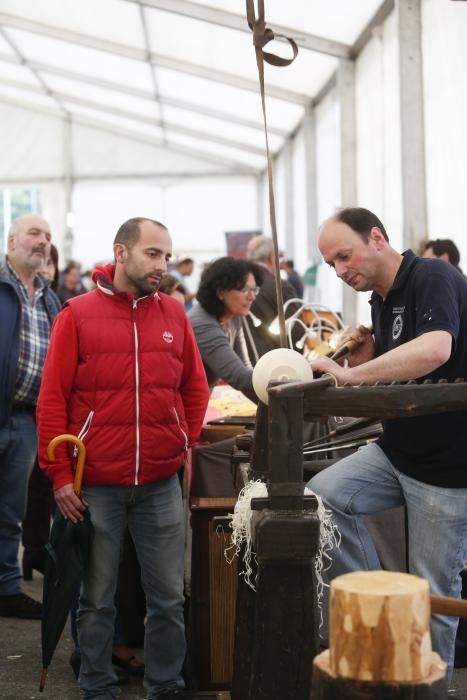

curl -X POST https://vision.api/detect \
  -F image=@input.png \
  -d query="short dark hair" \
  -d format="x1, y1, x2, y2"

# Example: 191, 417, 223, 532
424, 239, 460, 267
285, 259, 294, 269
159, 273, 187, 296
334, 207, 389, 242
49, 243, 59, 268
196, 256, 263, 318
113, 217, 167, 249
49, 244, 60, 292
64, 261, 80, 275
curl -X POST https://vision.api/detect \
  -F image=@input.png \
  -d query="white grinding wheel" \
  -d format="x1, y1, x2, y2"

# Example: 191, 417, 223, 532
252, 348, 313, 404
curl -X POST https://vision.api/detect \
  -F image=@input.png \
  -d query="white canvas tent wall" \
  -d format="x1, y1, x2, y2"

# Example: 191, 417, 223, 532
0, 0, 466, 323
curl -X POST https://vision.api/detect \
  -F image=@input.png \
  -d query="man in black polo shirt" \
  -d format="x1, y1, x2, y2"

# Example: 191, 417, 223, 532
308, 207, 467, 675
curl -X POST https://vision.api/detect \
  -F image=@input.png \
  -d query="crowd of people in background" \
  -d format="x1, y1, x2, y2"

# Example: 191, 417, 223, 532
0, 211, 465, 698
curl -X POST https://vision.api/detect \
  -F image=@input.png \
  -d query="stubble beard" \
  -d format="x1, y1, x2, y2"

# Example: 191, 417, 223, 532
14, 247, 46, 273
127, 272, 160, 297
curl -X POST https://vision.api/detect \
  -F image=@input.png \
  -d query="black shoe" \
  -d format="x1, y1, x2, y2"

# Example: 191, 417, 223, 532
112, 651, 145, 676
0, 592, 42, 619
69, 651, 129, 686
152, 691, 191, 699
22, 549, 46, 581
114, 665, 130, 686
69, 651, 81, 680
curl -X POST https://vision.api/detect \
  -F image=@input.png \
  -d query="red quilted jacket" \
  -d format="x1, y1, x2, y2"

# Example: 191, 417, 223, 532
37, 264, 209, 490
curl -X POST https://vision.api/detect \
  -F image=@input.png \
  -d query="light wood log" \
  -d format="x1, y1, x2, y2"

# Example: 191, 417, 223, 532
311, 649, 447, 700
330, 571, 434, 682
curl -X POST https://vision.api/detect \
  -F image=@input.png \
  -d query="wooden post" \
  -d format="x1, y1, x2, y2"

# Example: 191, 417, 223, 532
230, 556, 258, 700
311, 571, 447, 699
247, 507, 320, 700
238, 386, 321, 700
230, 401, 269, 700
249, 401, 270, 481
231, 383, 322, 700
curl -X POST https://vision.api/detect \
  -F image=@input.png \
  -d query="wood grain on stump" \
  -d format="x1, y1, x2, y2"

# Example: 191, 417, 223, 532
330, 571, 434, 682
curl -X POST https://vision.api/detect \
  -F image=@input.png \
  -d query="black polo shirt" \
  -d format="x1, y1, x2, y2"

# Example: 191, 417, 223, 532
371, 250, 467, 487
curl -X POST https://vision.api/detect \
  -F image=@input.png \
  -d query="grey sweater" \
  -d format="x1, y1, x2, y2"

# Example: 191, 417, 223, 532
188, 304, 256, 402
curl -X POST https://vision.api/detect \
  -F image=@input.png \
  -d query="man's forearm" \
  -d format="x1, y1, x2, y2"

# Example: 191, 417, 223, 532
311, 330, 453, 386
344, 331, 452, 384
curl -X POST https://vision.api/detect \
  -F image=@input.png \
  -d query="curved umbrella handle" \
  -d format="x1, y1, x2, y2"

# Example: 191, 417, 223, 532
47, 434, 87, 496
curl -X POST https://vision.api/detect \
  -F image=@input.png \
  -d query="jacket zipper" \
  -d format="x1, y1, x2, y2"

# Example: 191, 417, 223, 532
133, 299, 140, 485
73, 410, 95, 458
173, 407, 189, 453
77, 410, 95, 441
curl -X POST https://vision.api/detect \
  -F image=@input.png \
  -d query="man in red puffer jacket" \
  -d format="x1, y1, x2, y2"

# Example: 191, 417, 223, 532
37, 217, 209, 700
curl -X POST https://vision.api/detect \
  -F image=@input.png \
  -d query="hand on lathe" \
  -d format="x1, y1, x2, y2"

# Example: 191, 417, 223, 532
338, 324, 374, 366
310, 356, 349, 385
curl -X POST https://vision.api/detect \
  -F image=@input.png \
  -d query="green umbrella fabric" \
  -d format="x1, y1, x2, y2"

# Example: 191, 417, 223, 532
39, 434, 93, 692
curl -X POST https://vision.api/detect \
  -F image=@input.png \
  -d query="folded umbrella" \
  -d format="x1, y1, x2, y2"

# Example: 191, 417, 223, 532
39, 434, 93, 692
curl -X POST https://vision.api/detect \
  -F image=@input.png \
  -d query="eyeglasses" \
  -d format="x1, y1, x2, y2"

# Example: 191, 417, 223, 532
238, 285, 260, 296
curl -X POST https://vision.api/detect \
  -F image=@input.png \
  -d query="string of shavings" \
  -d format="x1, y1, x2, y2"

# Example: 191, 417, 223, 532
224, 480, 341, 618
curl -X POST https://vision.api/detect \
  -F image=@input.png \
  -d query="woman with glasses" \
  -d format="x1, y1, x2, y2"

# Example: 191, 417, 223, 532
189, 256, 263, 402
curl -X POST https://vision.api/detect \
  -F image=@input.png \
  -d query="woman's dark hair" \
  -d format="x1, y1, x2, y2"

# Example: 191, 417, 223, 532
49, 244, 60, 291
335, 207, 389, 242
196, 256, 263, 318
159, 273, 186, 296
424, 239, 461, 268
63, 260, 80, 275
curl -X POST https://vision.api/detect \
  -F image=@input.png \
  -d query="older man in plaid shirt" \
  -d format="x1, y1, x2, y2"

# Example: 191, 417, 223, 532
0, 214, 60, 619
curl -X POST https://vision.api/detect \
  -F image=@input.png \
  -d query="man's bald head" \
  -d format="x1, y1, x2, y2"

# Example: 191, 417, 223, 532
320, 208, 389, 246
8, 214, 50, 241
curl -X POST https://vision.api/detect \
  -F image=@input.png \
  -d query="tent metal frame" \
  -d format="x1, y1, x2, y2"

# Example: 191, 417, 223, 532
0, 0, 428, 308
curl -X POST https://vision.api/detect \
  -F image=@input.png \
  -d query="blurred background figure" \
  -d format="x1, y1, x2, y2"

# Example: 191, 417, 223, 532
172, 255, 196, 311
159, 273, 187, 306
57, 261, 86, 304
81, 268, 95, 292
188, 256, 262, 402
283, 258, 304, 299
422, 238, 464, 275
22, 243, 60, 580
39, 243, 60, 291
245, 235, 301, 360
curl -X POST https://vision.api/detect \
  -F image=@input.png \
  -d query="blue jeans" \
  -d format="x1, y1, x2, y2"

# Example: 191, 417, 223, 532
308, 442, 467, 675
78, 476, 186, 700
0, 413, 37, 595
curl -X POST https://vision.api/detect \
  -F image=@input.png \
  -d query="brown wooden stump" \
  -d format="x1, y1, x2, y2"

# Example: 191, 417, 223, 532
311, 650, 447, 699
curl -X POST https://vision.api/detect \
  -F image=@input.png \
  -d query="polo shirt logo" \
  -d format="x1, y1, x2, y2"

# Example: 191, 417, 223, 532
392, 314, 403, 340
163, 331, 174, 343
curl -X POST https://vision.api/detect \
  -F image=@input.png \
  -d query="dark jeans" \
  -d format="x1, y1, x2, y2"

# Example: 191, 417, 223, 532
0, 413, 37, 594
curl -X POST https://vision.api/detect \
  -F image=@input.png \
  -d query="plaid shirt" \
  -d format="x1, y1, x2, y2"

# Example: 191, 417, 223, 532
7, 261, 52, 406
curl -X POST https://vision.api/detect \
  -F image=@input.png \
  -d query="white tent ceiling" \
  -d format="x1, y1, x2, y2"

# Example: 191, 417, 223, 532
1, 1, 466, 321
0, 0, 390, 181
